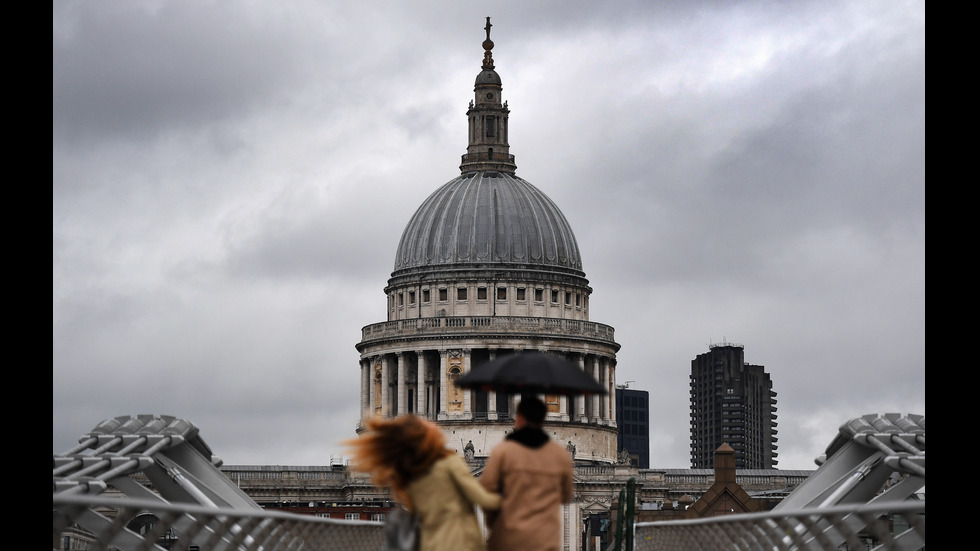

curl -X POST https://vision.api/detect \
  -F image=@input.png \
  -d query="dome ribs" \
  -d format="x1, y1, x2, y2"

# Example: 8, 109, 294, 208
392, 172, 584, 275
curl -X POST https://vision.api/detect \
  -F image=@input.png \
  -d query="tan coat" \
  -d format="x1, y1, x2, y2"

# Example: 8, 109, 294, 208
479, 431, 574, 551
406, 453, 501, 551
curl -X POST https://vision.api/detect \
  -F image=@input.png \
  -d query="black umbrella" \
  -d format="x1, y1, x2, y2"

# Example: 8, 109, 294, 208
454, 352, 607, 396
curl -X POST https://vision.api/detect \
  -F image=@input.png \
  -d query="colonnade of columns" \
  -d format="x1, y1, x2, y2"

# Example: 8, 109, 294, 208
358, 348, 616, 427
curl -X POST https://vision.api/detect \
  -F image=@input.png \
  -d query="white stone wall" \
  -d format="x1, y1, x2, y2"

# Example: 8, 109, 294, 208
443, 420, 618, 463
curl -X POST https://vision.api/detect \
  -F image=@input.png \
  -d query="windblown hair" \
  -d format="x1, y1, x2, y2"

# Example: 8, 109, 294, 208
343, 415, 452, 506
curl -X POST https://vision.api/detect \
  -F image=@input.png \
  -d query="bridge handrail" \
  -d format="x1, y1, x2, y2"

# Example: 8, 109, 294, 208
52, 493, 385, 551
633, 500, 925, 551
53, 494, 924, 551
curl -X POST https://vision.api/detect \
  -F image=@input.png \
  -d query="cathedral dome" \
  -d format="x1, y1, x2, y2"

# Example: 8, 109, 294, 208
392, 171, 584, 277
389, 17, 586, 287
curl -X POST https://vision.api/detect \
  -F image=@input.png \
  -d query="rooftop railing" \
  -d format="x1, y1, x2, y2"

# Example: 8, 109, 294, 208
360, 315, 616, 345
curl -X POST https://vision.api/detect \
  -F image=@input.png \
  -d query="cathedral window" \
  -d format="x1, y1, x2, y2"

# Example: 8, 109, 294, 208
422, 289, 430, 303
535, 289, 544, 302
497, 287, 507, 300
486, 116, 495, 137
478, 287, 487, 300
457, 287, 467, 300
551, 290, 559, 303
439, 288, 448, 302
516, 287, 526, 301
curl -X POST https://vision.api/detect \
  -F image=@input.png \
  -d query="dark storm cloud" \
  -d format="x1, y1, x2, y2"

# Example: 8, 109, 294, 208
222, 200, 399, 282
53, 2, 303, 146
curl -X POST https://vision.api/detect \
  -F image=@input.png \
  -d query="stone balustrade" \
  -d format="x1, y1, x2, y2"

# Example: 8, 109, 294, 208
360, 315, 616, 345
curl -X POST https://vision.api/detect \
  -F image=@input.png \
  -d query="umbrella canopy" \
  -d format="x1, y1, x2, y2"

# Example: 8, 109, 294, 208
454, 352, 607, 396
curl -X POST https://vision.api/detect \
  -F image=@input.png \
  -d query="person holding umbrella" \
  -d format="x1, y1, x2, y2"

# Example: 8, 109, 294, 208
479, 395, 574, 551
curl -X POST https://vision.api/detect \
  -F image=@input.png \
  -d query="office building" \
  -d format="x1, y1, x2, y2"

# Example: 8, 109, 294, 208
615, 385, 650, 468
689, 342, 777, 469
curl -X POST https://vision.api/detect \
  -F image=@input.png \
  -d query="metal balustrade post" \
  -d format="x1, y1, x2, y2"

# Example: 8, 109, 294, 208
614, 486, 625, 551
625, 477, 635, 551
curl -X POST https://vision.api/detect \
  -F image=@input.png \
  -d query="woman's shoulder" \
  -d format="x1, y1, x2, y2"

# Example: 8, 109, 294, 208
436, 452, 480, 476
411, 454, 458, 490
438, 452, 466, 468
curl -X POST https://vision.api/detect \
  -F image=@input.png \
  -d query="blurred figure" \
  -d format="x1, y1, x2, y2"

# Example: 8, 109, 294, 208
480, 396, 574, 551
344, 415, 501, 551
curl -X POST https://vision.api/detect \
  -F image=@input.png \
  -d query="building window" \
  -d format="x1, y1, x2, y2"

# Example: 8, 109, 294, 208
439, 288, 448, 301
409, 291, 416, 304
575, 293, 580, 307
478, 287, 487, 300
422, 289, 430, 303
551, 290, 559, 303
516, 288, 526, 301
457, 287, 467, 300
535, 289, 544, 302
486, 116, 495, 137
398, 293, 403, 307
565, 292, 571, 305
497, 287, 506, 300
345, 513, 360, 520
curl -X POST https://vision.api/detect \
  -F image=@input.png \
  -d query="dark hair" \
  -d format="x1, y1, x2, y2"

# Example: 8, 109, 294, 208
517, 396, 546, 424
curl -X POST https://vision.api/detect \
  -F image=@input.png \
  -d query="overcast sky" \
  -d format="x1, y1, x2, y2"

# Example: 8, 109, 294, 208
53, 0, 924, 471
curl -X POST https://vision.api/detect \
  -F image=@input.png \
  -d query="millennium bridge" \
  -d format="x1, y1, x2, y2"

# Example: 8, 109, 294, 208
53, 412, 924, 550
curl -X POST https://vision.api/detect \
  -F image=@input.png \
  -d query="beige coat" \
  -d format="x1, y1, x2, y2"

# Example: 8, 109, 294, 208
479, 430, 574, 551
405, 453, 501, 551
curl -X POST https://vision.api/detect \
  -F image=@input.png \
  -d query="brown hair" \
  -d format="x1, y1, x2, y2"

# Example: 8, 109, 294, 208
343, 415, 452, 506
